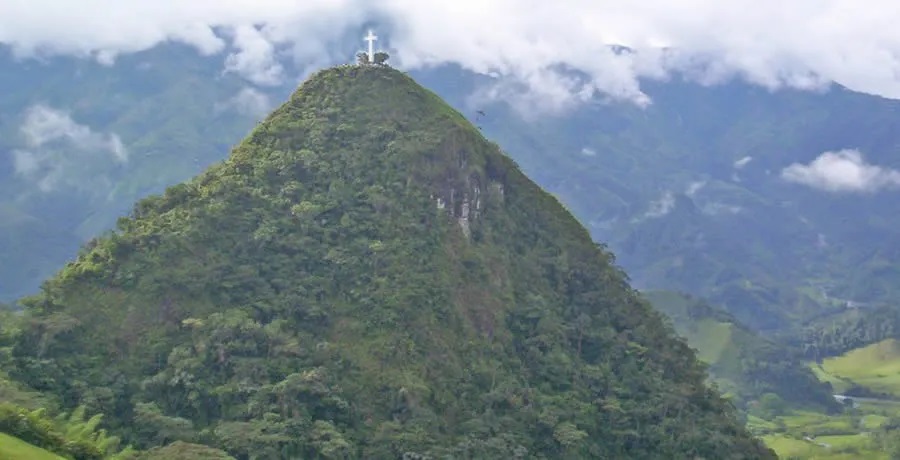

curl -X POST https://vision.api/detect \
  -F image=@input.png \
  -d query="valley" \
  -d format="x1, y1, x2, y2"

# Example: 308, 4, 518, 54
752, 340, 900, 459
643, 291, 900, 458
709, 331, 900, 457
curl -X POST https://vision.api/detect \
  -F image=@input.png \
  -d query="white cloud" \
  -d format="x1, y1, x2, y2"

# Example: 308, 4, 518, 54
19, 105, 127, 161
635, 182, 705, 221
781, 149, 900, 193
580, 147, 597, 156
12, 105, 127, 193
223, 25, 284, 86
686, 180, 706, 197
2, 1, 900, 110
643, 190, 675, 218
734, 156, 753, 169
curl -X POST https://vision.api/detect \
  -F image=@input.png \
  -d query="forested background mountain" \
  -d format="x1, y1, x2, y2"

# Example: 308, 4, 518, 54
4, 43, 900, 339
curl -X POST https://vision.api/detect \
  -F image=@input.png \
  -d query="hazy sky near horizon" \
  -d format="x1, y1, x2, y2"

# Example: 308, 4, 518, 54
2, 1, 900, 110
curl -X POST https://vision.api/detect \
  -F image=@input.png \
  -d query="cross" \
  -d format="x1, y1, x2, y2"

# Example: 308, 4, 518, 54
364, 29, 378, 62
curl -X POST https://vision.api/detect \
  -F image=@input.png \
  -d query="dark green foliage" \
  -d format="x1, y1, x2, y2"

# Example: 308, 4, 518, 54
787, 305, 900, 360
873, 417, 900, 459
373, 52, 390, 65
11, 65, 773, 458
749, 393, 787, 420
0, 404, 135, 459
0, 305, 54, 410
136, 441, 234, 460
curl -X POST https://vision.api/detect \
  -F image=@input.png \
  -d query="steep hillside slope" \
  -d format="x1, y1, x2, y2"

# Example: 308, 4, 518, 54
10, 65, 772, 459
418, 68, 900, 332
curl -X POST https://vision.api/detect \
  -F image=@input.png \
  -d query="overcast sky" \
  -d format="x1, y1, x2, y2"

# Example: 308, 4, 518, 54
2, 1, 900, 109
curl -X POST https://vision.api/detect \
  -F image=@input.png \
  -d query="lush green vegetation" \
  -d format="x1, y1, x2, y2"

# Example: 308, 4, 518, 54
134, 441, 234, 460
0, 404, 230, 460
644, 292, 900, 458
0, 432, 65, 460
7, 41, 900, 460
0, 403, 136, 459
738, 335, 900, 459
787, 305, 900, 361
817, 339, 900, 398
4, 65, 773, 458
748, 397, 900, 459
644, 291, 837, 411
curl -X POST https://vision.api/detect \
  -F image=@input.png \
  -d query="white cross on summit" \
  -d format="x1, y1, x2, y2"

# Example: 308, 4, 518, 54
364, 30, 378, 62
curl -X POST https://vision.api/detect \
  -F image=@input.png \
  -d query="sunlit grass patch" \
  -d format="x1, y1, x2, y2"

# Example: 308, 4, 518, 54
0, 433, 64, 460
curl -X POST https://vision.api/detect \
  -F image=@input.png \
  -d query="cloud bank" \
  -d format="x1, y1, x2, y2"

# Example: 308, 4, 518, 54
12, 105, 127, 193
2, 1, 900, 110
781, 149, 900, 193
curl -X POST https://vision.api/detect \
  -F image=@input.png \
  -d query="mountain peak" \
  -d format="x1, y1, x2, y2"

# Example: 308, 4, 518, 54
12, 64, 773, 458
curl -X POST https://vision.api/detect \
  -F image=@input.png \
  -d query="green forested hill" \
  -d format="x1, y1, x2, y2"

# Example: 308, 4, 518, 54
8, 64, 773, 458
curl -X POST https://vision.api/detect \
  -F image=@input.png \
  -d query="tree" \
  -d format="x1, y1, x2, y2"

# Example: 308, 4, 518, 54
373, 52, 390, 65
133, 402, 197, 447
356, 52, 369, 65
752, 393, 787, 420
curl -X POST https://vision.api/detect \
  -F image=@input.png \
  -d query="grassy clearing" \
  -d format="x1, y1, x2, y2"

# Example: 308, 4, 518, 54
822, 339, 900, 397
817, 433, 871, 449
861, 414, 890, 429
778, 411, 856, 434
0, 433, 64, 460
761, 431, 886, 459
761, 434, 825, 458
